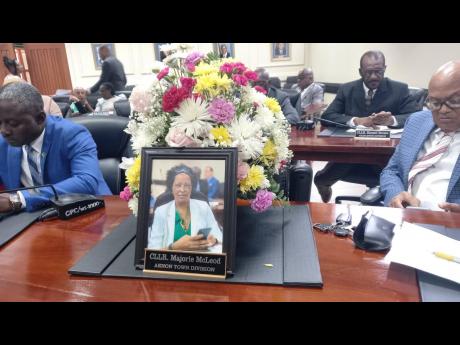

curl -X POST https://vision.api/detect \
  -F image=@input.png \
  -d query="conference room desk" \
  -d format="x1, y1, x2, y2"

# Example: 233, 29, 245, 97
289, 126, 400, 167
1, 196, 459, 301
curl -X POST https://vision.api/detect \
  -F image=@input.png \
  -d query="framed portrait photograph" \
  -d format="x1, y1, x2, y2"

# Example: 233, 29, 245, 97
134, 147, 238, 276
91, 43, 115, 69
213, 43, 234, 58
271, 43, 291, 61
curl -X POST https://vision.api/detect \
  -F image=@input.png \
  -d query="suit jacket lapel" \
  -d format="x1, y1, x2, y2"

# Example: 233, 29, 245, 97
354, 80, 367, 114
7, 146, 22, 188
40, 117, 54, 181
371, 78, 388, 111
447, 155, 460, 200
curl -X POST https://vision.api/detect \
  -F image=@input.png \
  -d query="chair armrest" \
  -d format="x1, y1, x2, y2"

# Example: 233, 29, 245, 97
360, 186, 383, 205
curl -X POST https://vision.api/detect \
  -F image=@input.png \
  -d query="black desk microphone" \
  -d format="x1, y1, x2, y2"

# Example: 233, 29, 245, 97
312, 116, 357, 129
2, 184, 105, 220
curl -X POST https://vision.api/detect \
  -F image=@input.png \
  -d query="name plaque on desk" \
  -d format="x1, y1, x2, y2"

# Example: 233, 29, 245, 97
355, 129, 391, 140
144, 249, 227, 279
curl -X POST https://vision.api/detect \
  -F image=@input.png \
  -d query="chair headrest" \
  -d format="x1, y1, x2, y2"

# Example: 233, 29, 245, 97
113, 100, 131, 117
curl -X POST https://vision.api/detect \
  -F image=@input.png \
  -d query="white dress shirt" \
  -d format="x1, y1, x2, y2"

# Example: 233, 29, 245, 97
347, 82, 398, 127
18, 128, 46, 207
412, 128, 460, 210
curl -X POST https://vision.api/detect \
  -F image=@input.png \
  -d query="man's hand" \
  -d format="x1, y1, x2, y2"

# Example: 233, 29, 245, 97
69, 95, 79, 102
170, 235, 210, 251
389, 192, 421, 208
370, 111, 394, 126
439, 202, 460, 213
0, 194, 12, 212
354, 116, 378, 128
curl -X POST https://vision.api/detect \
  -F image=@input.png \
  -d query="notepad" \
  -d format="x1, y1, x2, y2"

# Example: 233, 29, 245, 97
384, 222, 460, 285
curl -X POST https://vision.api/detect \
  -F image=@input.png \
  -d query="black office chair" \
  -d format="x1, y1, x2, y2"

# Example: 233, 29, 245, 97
359, 186, 384, 206
153, 191, 209, 210
409, 87, 428, 111
52, 95, 71, 104
114, 100, 131, 117
283, 76, 298, 89
269, 77, 282, 89
69, 115, 132, 195
56, 102, 70, 118
334, 165, 381, 204
124, 85, 135, 91
115, 90, 132, 99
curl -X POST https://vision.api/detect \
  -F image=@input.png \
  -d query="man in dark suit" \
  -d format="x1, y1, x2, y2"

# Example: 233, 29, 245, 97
0, 82, 111, 212
219, 44, 231, 58
314, 51, 418, 202
89, 45, 127, 94
254, 68, 300, 124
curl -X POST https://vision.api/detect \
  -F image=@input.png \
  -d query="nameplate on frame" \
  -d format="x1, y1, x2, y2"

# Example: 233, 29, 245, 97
355, 129, 391, 140
144, 249, 227, 279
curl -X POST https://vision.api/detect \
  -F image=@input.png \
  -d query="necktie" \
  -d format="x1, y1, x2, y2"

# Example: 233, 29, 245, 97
407, 132, 453, 192
365, 89, 374, 107
26, 145, 43, 186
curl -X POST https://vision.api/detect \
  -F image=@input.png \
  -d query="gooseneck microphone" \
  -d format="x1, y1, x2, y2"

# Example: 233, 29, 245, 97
3, 184, 105, 220
313, 116, 357, 129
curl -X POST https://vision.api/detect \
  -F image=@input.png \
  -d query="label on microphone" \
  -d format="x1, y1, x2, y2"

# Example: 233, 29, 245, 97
355, 129, 391, 140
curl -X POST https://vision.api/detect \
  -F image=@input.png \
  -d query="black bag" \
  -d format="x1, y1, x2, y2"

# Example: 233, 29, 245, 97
353, 212, 395, 251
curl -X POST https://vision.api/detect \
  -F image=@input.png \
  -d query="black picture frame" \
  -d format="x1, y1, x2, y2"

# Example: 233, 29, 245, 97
91, 43, 116, 69
271, 43, 290, 61
154, 43, 169, 61
134, 147, 238, 275
213, 43, 234, 58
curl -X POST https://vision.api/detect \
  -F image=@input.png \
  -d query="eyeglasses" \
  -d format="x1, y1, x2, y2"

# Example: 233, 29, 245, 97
425, 97, 460, 111
361, 69, 385, 78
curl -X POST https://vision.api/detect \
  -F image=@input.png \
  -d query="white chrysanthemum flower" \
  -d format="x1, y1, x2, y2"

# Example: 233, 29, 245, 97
228, 113, 265, 161
241, 85, 267, 106
128, 197, 139, 216
152, 60, 167, 72
163, 51, 190, 64
254, 105, 276, 131
159, 44, 176, 53
172, 97, 213, 138
119, 157, 135, 170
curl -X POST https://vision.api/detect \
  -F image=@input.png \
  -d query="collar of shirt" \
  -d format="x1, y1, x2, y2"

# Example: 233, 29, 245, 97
25, 127, 46, 153
363, 82, 377, 96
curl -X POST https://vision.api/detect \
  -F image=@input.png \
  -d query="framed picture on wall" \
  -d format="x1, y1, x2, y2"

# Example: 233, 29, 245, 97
91, 43, 116, 69
154, 43, 170, 61
213, 43, 234, 58
271, 43, 291, 61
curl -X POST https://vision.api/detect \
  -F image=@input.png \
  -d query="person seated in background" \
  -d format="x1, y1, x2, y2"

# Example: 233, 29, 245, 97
381, 60, 460, 211
314, 50, 418, 203
192, 166, 208, 197
2, 56, 24, 86
67, 86, 94, 117
148, 165, 222, 251
88, 44, 127, 95
204, 166, 219, 201
291, 68, 325, 119
254, 68, 300, 124
0, 82, 111, 213
94, 82, 126, 112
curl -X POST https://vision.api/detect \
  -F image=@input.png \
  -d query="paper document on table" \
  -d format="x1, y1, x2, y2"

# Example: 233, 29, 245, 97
384, 222, 460, 284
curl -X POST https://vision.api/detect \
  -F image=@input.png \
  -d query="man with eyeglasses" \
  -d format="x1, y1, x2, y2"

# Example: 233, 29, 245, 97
381, 60, 460, 211
314, 50, 418, 203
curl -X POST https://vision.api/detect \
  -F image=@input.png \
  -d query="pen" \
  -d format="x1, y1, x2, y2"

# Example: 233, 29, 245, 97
433, 251, 460, 264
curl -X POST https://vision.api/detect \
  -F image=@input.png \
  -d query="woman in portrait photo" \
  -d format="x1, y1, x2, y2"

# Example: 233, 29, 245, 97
148, 164, 222, 251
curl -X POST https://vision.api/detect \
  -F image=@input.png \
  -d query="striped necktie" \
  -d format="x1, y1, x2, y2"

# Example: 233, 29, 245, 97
408, 132, 453, 192
365, 89, 374, 107
26, 145, 43, 186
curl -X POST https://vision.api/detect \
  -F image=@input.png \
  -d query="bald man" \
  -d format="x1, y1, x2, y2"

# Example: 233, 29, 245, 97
381, 60, 460, 211
292, 68, 324, 117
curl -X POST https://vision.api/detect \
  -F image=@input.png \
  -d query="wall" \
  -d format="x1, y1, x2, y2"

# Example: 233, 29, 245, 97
64, 43, 307, 89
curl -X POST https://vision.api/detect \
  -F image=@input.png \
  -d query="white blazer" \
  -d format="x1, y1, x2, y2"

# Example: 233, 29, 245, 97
148, 199, 222, 250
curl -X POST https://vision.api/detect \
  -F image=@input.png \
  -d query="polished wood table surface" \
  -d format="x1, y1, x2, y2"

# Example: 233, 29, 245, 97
1, 196, 459, 301
289, 126, 400, 166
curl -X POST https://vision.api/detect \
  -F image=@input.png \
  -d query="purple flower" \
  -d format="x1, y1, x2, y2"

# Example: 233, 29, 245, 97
250, 189, 274, 213
185, 51, 204, 71
208, 98, 235, 124
119, 186, 133, 201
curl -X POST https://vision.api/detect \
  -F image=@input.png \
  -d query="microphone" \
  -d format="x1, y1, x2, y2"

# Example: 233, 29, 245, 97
2, 184, 105, 220
312, 116, 357, 129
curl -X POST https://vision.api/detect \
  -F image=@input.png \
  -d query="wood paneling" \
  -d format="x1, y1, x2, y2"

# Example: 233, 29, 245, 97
23, 43, 72, 95
0, 43, 15, 85
0, 196, 459, 301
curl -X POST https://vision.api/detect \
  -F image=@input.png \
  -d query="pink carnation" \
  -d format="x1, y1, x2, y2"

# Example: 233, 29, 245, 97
220, 63, 234, 74
232, 74, 248, 86
119, 186, 133, 201
162, 86, 189, 112
157, 67, 169, 80
237, 162, 249, 181
244, 70, 258, 81
165, 127, 199, 147
254, 85, 267, 94
250, 189, 274, 213
180, 77, 197, 92
208, 98, 235, 124
233, 62, 247, 74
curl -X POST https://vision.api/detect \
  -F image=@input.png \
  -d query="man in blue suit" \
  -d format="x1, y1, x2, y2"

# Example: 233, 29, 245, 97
381, 60, 460, 211
0, 82, 111, 213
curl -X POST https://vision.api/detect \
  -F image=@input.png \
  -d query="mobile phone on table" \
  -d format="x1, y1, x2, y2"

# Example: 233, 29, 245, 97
197, 227, 211, 239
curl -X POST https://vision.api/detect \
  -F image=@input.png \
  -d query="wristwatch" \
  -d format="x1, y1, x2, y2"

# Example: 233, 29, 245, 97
9, 193, 22, 212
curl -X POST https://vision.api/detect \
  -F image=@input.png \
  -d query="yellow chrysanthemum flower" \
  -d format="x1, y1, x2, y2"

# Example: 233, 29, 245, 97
210, 126, 232, 146
261, 139, 277, 166
214, 74, 232, 92
239, 165, 266, 193
193, 62, 219, 76
126, 156, 141, 190
264, 97, 281, 114
195, 74, 216, 94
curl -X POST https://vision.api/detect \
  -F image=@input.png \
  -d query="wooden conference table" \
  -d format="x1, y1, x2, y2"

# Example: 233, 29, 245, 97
1, 196, 459, 301
289, 125, 400, 166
